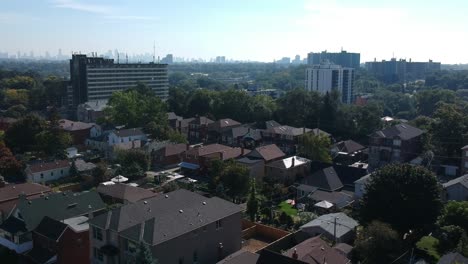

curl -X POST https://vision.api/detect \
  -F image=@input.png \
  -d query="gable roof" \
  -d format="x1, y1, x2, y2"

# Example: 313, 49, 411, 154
308, 190, 354, 208
333, 140, 365, 154
370, 124, 423, 140
113, 128, 145, 137
354, 174, 372, 185
443, 174, 468, 189
301, 213, 358, 239
209, 118, 241, 132
16, 191, 105, 231
179, 117, 195, 128
97, 183, 158, 203
160, 143, 187, 157
247, 144, 286, 162
167, 112, 181, 121
283, 236, 350, 264
34, 216, 68, 241
268, 125, 312, 137
266, 156, 310, 169
90, 189, 242, 246
74, 159, 97, 172
186, 144, 233, 157
303, 167, 344, 191
59, 119, 94, 131
217, 250, 260, 264
189, 116, 214, 126
222, 125, 250, 138
0, 183, 51, 204
28, 160, 70, 174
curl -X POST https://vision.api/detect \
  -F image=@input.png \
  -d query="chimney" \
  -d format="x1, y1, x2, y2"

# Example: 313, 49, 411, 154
186, 143, 190, 151
241, 147, 245, 156
292, 248, 298, 259
291, 157, 295, 168
88, 205, 93, 220
217, 243, 224, 261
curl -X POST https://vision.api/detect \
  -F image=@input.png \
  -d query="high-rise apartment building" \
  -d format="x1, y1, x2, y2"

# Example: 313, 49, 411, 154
68, 54, 168, 110
307, 50, 360, 69
305, 62, 354, 104
365, 58, 441, 83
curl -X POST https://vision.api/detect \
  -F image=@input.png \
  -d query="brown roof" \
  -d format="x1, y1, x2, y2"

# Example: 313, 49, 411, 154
28, 160, 70, 174
179, 118, 195, 128
189, 116, 214, 126
161, 143, 188, 157
203, 147, 251, 161
247, 144, 286, 162
186, 144, 232, 157
284, 236, 350, 264
208, 118, 241, 132
59, 119, 94, 131
97, 183, 158, 203
0, 183, 52, 217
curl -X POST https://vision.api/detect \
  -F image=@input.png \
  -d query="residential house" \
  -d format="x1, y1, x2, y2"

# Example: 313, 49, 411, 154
0, 191, 105, 254
220, 125, 250, 146
97, 183, 158, 204
442, 174, 468, 201
354, 174, 371, 199
300, 213, 358, 244
207, 118, 242, 143
265, 156, 311, 182
188, 116, 214, 143
331, 140, 366, 165
437, 252, 468, 264
86, 128, 146, 159
461, 145, 468, 175
59, 119, 96, 145
182, 144, 249, 172
368, 124, 424, 169
246, 144, 286, 163
261, 124, 328, 154
177, 117, 195, 138
77, 100, 107, 123
151, 143, 188, 168
302, 167, 344, 192
88, 189, 243, 264
237, 158, 265, 180
23, 215, 91, 264
0, 183, 52, 224
25, 160, 71, 183
283, 236, 350, 264
296, 185, 354, 210
74, 159, 97, 175
167, 112, 182, 130
107, 128, 147, 145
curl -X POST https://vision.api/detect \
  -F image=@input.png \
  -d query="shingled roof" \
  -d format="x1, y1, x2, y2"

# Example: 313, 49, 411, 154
283, 236, 350, 264
58, 119, 94, 131
303, 167, 344, 192
34, 216, 68, 241
208, 118, 241, 132
89, 189, 242, 246
247, 144, 286, 162
443, 174, 468, 189
27, 160, 70, 174
370, 124, 423, 140
15, 191, 105, 231
113, 128, 146, 137
332, 140, 365, 154
97, 183, 158, 203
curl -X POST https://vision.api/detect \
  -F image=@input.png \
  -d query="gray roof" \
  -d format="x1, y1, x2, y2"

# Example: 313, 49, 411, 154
74, 159, 97, 172
97, 183, 158, 203
113, 128, 145, 137
443, 174, 468, 189
371, 124, 423, 140
296, 184, 319, 194
354, 174, 372, 185
333, 140, 365, 154
90, 189, 242, 246
16, 191, 105, 231
217, 250, 259, 264
437, 252, 468, 264
301, 213, 358, 239
34, 216, 67, 241
308, 190, 354, 208
303, 167, 344, 191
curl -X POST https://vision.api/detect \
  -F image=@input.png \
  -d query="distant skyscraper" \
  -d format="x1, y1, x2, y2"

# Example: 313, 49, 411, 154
292, 55, 302, 65
305, 62, 354, 104
307, 50, 360, 69
277, 57, 291, 65
161, 54, 174, 64
68, 54, 169, 114
215, 56, 226, 63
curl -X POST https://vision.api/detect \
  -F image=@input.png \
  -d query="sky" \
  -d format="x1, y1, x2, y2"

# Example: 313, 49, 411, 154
1, 0, 468, 63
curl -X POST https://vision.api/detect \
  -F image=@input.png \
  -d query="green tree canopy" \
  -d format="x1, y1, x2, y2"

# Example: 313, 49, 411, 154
438, 201, 468, 232
298, 133, 332, 163
135, 242, 158, 264
5, 114, 46, 153
360, 164, 442, 233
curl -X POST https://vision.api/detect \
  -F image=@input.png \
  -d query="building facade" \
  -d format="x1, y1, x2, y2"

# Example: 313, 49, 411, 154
68, 54, 168, 113
25, 160, 71, 183
307, 50, 360, 69
305, 62, 354, 104
365, 58, 441, 83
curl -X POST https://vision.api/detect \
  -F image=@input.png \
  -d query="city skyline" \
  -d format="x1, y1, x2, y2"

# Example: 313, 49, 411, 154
2, 0, 468, 64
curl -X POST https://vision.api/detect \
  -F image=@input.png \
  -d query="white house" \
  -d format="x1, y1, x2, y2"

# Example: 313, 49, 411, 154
25, 160, 71, 183
107, 128, 147, 146
354, 174, 371, 199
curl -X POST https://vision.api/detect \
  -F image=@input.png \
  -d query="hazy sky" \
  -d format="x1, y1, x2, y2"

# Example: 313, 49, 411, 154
2, 0, 468, 63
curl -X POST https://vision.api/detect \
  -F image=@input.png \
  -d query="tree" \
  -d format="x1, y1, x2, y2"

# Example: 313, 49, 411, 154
360, 164, 442, 233
275, 89, 321, 127
5, 114, 46, 153
135, 242, 157, 264
0, 143, 23, 182
246, 180, 259, 221
116, 150, 149, 180
92, 162, 111, 185
298, 133, 332, 163
4, 104, 27, 118
415, 89, 456, 116
352, 221, 403, 264
35, 109, 72, 157
438, 201, 468, 232
435, 225, 468, 255
69, 160, 79, 177
219, 161, 250, 200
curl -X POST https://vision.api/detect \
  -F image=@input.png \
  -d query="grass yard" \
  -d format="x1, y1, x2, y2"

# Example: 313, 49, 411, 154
278, 201, 298, 216
416, 236, 441, 261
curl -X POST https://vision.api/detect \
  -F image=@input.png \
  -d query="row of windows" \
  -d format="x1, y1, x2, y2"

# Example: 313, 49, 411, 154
39, 169, 65, 179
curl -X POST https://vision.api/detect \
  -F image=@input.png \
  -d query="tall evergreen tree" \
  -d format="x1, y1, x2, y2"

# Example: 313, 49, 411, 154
135, 242, 158, 264
246, 179, 259, 221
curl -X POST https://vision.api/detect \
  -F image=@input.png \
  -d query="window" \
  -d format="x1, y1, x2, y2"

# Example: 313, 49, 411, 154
465, 161, 468, 168
61, 170, 63, 175
125, 239, 137, 254
93, 247, 104, 261
393, 139, 401, 147
40, 173, 44, 179
92, 227, 103, 241
202, 226, 207, 232
51, 172, 54, 176
216, 220, 222, 230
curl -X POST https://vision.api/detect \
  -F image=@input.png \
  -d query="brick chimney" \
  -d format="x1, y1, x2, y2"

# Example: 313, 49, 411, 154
241, 147, 245, 156
186, 143, 190, 151
292, 248, 298, 259
291, 157, 295, 168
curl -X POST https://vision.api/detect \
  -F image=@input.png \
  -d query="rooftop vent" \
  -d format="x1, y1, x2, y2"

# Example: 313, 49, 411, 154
165, 195, 169, 198
179, 210, 183, 213
202, 202, 206, 205
67, 203, 78, 208
144, 201, 148, 204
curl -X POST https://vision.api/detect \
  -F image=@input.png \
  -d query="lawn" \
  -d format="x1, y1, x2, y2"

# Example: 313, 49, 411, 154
278, 201, 298, 216
416, 236, 441, 261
